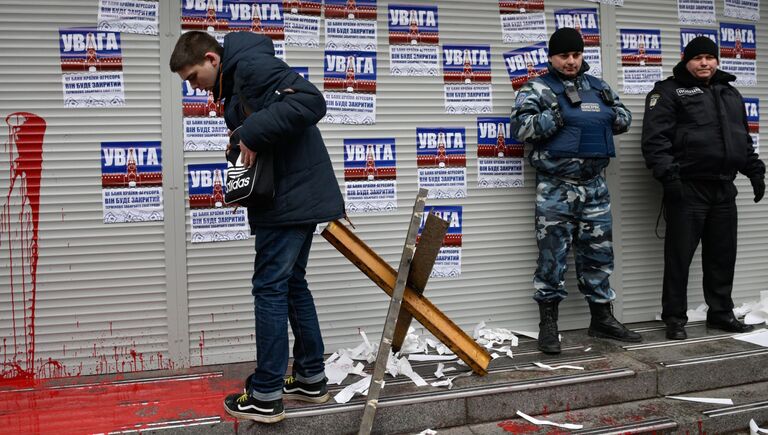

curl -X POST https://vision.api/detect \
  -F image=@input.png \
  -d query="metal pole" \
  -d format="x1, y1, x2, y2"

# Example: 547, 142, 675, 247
358, 188, 428, 435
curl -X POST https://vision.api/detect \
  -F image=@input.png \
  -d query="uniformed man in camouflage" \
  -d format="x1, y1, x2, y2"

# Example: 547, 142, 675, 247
511, 28, 641, 354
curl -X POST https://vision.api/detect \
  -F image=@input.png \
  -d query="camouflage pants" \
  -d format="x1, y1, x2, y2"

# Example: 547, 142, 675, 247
533, 172, 616, 304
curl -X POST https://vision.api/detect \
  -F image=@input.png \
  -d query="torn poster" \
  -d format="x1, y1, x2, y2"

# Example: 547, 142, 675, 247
187, 163, 250, 243
388, 4, 440, 76
477, 117, 524, 188
322, 50, 377, 124
724, 0, 760, 21
745, 97, 760, 153
619, 28, 663, 94
443, 44, 493, 114
182, 81, 228, 151
678, 0, 716, 25
101, 141, 163, 223
344, 138, 397, 213
334, 375, 372, 404
325, 0, 377, 51
420, 206, 462, 278
416, 127, 467, 199
720, 22, 757, 87
98, 0, 159, 35
284, 0, 321, 47
59, 28, 125, 108
499, 0, 547, 44
554, 8, 602, 78
503, 42, 549, 91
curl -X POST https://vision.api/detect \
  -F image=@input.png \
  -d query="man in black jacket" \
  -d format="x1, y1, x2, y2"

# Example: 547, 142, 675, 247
170, 31, 344, 423
641, 37, 764, 340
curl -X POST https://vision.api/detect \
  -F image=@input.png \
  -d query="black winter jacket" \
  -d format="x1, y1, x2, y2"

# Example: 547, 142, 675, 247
215, 32, 344, 229
641, 61, 764, 183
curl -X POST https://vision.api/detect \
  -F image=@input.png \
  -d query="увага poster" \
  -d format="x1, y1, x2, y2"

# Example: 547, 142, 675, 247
101, 141, 163, 223
745, 97, 760, 153
719, 22, 756, 87
59, 28, 125, 108
679, 28, 718, 57
97, 0, 159, 35
325, 0, 377, 51
388, 4, 440, 76
416, 127, 467, 199
419, 205, 462, 278
322, 51, 377, 124
477, 117, 524, 188
187, 163, 250, 243
225, 1, 286, 60
503, 42, 548, 91
443, 45, 492, 114
619, 29, 663, 94
499, 0, 547, 44
283, 0, 322, 47
182, 80, 228, 151
554, 8, 602, 78
344, 138, 397, 213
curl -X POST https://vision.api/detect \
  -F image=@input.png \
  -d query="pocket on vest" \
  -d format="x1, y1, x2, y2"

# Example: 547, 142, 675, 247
578, 125, 614, 157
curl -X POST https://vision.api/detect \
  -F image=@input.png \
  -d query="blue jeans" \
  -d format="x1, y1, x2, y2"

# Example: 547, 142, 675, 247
248, 224, 326, 401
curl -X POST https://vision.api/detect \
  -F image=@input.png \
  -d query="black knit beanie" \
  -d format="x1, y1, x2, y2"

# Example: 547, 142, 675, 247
683, 36, 718, 63
548, 28, 584, 56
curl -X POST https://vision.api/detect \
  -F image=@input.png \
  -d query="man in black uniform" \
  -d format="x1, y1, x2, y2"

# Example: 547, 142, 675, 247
642, 37, 764, 340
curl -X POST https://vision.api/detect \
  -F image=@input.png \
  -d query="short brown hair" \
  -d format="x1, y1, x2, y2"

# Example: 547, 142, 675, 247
169, 31, 223, 72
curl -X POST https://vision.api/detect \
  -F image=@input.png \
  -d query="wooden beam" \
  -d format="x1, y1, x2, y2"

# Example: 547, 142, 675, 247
322, 220, 491, 376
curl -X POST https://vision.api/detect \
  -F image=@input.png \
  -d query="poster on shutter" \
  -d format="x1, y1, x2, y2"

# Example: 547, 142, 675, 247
188, 163, 250, 243
325, 0, 377, 51
416, 127, 467, 199
227, 1, 286, 60
101, 141, 163, 223
619, 29, 663, 94
388, 4, 440, 76
283, 0, 321, 47
477, 117, 524, 188
724, 0, 760, 21
292, 66, 309, 80
679, 28, 718, 58
443, 45, 493, 114
343, 138, 397, 213
98, 0, 159, 35
719, 23, 756, 87
554, 8, 602, 78
585, 0, 623, 6
182, 0, 228, 31
322, 50, 376, 124
59, 28, 125, 108
677, 0, 716, 25
744, 97, 760, 153
182, 81, 228, 151
499, 1, 547, 44
503, 42, 548, 90
419, 206, 462, 278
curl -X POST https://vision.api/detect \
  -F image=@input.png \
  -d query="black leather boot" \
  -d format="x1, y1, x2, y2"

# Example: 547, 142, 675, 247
537, 300, 561, 354
588, 302, 642, 342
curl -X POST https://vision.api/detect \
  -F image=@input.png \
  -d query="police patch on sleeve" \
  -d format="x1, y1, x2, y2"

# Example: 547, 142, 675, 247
514, 91, 528, 107
648, 93, 660, 109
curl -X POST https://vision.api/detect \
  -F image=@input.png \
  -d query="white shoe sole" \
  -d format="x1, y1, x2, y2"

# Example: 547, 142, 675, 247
224, 406, 286, 423
283, 391, 331, 403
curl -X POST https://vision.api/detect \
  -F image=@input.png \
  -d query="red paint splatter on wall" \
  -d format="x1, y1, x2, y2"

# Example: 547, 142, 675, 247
1, 112, 46, 382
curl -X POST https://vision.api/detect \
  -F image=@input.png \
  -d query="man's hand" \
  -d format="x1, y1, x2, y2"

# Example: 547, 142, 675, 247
239, 141, 258, 168
750, 177, 765, 203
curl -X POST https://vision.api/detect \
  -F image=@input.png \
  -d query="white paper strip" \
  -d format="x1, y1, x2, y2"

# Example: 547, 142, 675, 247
666, 395, 734, 405
408, 354, 458, 362
416, 429, 437, 435
334, 375, 372, 404
516, 410, 583, 430
534, 362, 585, 371
750, 418, 768, 434
733, 330, 768, 347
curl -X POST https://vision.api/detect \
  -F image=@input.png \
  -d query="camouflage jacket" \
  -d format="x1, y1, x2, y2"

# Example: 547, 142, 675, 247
510, 63, 632, 180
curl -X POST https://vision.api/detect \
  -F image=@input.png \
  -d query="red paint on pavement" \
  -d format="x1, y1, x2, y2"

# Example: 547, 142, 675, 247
0, 373, 241, 434
498, 419, 540, 433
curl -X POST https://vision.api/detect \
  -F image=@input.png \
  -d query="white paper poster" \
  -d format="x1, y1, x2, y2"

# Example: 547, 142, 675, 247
344, 138, 397, 213
188, 163, 250, 243
585, 0, 623, 5
678, 0, 716, 24
420, 206, 462, 278
182, 81, 228, 151
724, 0, 760, 21
416, 127, 466, 199
388, 4, 440, 76
554, 8, 602, 78
745, 97, 760, 153
59, 28, 125, 108
326, 19, 377, 51
284, 0, 321, 47
499, 1, 547, 44
98, 0, 159, 35
443, 45, 493, 114
720, 22, 757, 87
322, 50, 377, 124
477, 117, 524, 188
101, 141, 163, 223
620, 29, 663, 94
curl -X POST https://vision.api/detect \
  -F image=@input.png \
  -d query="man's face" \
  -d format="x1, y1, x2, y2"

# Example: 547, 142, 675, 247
177, 52, 220, 92
549, 51, 583, 78
685, 54, 718, 81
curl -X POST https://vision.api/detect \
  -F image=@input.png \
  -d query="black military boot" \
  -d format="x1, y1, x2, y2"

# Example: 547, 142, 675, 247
537, 300, 561, 354
588, 302, 642, 342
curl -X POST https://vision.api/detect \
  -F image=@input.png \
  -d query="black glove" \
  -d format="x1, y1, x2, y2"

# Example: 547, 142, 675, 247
662, 179, 684, 203
550, 104, 565, 128
750, 177, 765, 203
